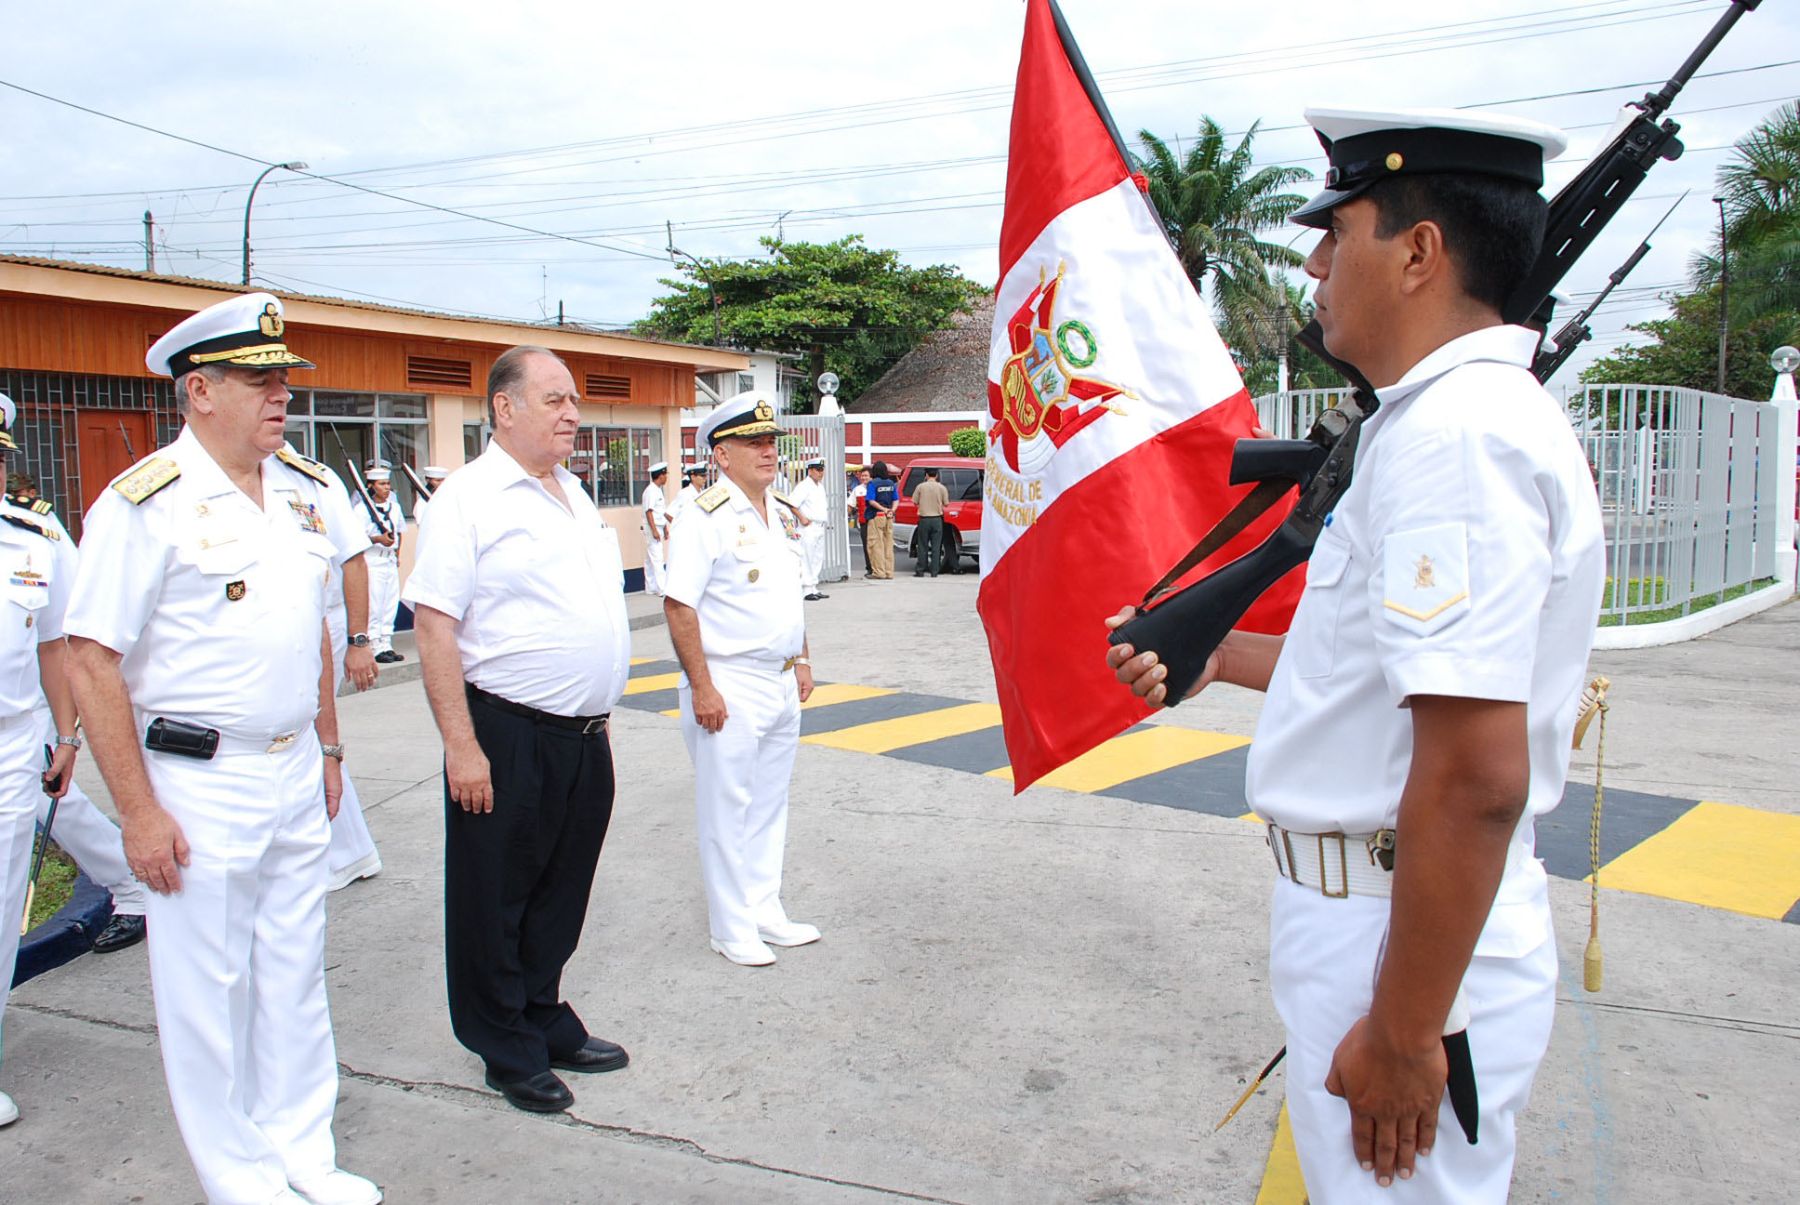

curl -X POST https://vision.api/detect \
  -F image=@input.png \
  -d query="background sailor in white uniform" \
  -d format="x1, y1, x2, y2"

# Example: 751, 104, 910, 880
361, 467, 403, 664
789, 458, 830, 601
65, 293, 381, 1205
664, 391, 820, 968
640, 462, 670, 596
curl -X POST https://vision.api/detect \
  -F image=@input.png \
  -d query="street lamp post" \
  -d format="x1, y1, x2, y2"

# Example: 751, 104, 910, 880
1713, 195, 1729, 394
242, 161, 307, 285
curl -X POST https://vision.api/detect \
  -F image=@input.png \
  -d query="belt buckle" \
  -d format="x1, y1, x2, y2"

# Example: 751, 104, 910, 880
1315, 833, 1349, 899
1366, 829, 1397, 872
266, 731, 297, 753
580, 716, 607, 736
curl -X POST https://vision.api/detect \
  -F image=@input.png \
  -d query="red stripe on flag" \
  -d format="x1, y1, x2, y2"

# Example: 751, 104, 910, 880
977, 393, 1305, 791
999, 0, 1132, 283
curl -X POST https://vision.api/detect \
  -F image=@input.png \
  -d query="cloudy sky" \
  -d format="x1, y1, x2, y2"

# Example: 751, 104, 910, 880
4, 0, 1793, 386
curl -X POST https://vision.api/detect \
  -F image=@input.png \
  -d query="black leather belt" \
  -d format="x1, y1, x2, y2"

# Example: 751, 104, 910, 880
466, 684, 608, 735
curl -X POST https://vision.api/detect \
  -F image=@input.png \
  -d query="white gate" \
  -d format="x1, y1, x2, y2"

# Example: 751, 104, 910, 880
778, 413, 850, 583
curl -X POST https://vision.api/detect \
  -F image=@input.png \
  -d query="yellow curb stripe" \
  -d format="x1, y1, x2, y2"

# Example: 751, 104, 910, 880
622, 673, 682, 696
801, 702, 1002, 754
1594, 799, 1800, 919
629, 656, 657, 666
1255, 1101, 1308, 1204
985, 726, 1251, 791
801, 683, 899, 710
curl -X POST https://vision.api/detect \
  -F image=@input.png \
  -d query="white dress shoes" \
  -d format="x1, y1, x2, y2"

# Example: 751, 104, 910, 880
0, 1089, 18, 1127
758, 920, 822, 947
710, 937, 777, 966
289, 1169, 383, 1205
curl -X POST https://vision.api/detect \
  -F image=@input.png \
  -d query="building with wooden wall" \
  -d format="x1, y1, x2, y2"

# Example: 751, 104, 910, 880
0, 255, 748, 587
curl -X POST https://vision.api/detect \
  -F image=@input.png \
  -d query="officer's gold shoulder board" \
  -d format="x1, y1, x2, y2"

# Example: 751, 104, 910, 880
1, 512, 59, 541
29, 498, 53, 515
277, 445, 332, 485
695, 484, 730, 513
113, 456, 181, 505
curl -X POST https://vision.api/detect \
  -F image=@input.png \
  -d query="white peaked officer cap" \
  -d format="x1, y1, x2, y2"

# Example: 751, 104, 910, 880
806, 458, 825, 470
366, 468, 392, 482
0, 392, 16, 451
1291, 106, 1568, 230
423, 465, 449, 479
648, 461, 669, 475
697, 390, 784, 447
146, 291, 315, 377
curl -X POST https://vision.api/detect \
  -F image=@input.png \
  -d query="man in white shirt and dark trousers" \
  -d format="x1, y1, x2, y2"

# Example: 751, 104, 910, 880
789, 458, 830, 601
406, 345, 633, 1115
65, 293, 380, 1204
1109, 109, 1604, 1202
665, 391, 820, 967
0, 394, 84, 1131
361, 468, 403, 663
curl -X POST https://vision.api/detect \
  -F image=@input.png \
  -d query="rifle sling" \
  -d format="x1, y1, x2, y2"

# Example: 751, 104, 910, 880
1138, 477, 1292, 608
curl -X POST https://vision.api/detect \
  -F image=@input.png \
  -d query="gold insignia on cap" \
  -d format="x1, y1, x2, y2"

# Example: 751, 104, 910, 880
753, 401, 773, 422
1386, 152, 1405, 172
226, 580, 247, 601
259, 303, 284, 338
1413, 554, 1435, 589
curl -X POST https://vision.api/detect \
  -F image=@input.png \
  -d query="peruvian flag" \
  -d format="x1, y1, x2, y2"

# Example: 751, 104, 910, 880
978, 0, 1304, 791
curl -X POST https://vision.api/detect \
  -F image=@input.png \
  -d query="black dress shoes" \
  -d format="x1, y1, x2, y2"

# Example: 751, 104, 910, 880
92, 912, 147, 953
550, 1037, 629, 1074
484, 1069, 574, 1113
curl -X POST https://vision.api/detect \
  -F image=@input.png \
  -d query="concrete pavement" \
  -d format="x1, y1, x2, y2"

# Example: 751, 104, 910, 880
4, 569, 1797, 1203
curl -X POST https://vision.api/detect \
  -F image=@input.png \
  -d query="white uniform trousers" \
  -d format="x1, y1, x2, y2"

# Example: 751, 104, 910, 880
0, 713, 39, 1068
31, 708, 147, 917
143, 733, 341, 1205
323, 637, 380, 891
679, 660, 801, 946
1269, 879, 1558, 1204
366, 557, 400, 655
644, 536, 667, 597
799, 526, 825, 594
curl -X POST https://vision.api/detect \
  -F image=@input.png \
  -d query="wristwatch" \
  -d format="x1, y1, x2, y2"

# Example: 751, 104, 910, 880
347, 634, 371, 648
55, 733, 83, 750
320, 743, 346, 761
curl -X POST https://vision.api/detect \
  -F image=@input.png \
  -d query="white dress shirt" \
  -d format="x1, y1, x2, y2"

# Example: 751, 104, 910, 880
402, 440, 630, 717
789, 476, 828, 525
642, 481, 668, 540
1246, 326, 1605, 948
306, 459, 373, 623
66, 428, 353, 738
664, 477, 805, 662
363, 494, 402, 564
0, 501, 76, 719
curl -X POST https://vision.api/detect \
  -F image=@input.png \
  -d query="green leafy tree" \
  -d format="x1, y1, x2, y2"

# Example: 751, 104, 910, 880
637, 235, 981, 410
1579, 288, 1796, 404
1131, 118, 1313, 377
1690, 101, 1800, 323
947, 426, 986, 458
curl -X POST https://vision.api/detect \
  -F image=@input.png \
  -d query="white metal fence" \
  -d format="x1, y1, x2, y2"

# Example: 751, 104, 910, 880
777, 413, 851, 583
1253, 383, 1793, 628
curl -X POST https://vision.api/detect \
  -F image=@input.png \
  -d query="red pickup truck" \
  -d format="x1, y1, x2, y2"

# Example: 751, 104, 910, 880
889, 456, 984, 574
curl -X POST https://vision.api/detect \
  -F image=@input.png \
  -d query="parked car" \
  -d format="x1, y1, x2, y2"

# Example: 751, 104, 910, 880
890, 456, 984, 573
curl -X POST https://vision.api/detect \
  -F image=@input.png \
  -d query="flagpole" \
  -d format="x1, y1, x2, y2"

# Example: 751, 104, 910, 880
1045, 0, 1133, 167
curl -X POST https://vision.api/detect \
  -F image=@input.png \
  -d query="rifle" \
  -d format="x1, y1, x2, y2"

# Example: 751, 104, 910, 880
400, 462, 433, 503
116, 419, 137, 462
323, 423, 395, 540
1532, 193, 1685, 382
20, 745, 58, 936
1109, 0, 1761, 707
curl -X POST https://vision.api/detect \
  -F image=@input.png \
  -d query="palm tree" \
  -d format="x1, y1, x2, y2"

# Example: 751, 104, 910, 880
1690, 102, 1800, 324
1131, 117, 1314, 359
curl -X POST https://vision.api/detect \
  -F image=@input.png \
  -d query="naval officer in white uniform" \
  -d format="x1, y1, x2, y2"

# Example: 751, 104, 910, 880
789, 458, 830, 601
640, 462, 671, 596
361, 468, 403, 663
664, 391, 820, 967
65, 293, 382, 1205
1108, 109, 1604, 1202
0, 395, 83, 1132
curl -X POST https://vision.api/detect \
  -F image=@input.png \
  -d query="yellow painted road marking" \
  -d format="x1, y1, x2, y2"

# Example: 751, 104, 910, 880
1255, 1101, 1308, 1204
1597, 799, 1800, 919
629, 656, 657, 666
801, 703, 1002, 754
623, 672, 681, 696
801, 682, 898, 710
987, 726, 1250, 790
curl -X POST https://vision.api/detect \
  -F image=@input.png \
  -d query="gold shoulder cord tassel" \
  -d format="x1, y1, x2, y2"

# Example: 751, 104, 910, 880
1572, 675, 1610, 993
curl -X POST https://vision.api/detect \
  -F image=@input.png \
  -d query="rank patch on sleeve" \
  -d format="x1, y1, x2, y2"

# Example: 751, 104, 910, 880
1382, 521, 1470, 635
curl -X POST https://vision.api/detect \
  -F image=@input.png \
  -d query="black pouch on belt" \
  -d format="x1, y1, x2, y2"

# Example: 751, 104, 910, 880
145, 717, 220, 760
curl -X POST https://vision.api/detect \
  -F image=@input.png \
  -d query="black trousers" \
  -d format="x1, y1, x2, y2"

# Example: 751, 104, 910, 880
445, 693, 614, 1081
917, 515, 944, 575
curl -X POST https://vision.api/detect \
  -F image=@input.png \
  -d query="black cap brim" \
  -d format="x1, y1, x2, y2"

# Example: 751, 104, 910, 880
1290, 182, 1374, 229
